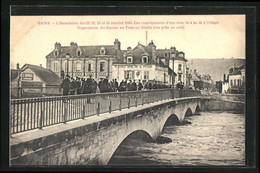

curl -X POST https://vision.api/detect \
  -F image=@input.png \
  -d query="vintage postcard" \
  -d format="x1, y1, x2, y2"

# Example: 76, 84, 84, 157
9, 13, 248, 167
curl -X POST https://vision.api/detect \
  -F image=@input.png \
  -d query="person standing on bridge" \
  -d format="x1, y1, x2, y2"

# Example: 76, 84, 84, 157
126, 80, 132, 91
75, 77, 81, 95
138, 80, 143, 90
132, 80, 137, 91
69, 78, 77, 95
61, 74, 71, 96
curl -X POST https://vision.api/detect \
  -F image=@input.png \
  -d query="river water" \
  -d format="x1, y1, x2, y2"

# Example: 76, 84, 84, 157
108, 111, 245, 166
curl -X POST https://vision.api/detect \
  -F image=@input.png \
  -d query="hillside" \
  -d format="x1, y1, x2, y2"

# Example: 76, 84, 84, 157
186, 59, 245, 82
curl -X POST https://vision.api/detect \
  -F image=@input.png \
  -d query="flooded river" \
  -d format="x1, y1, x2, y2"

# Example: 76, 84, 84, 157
108, 111, 245, 166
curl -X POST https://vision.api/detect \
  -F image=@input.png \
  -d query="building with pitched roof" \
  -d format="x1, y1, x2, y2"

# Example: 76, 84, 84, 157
226, 64, 245, 93
11, 64, 62, 98
46, 39, 122, 81
156, 45, 187, 86
112, 40, 185, 86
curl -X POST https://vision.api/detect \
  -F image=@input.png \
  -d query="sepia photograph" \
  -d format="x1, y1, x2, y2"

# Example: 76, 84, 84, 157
5, 4, 257, 170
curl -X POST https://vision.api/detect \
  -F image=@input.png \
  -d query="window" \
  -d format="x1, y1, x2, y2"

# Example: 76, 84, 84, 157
77, 51, 81, 56
142, 56, 148, 63
100, 47, 106, 55
100, 62, 105, 72
76, 63, 81, 72
144, 71, 149, 80
178, 64, 182, 71
178, 74, 181, 81
165, 53, 167, 57
234, 79, 236, 86
88, 63, 92, 72
53, 62, 58, 72
54, 51, 58, 56
124, 71, 134, 80
230, 79, 233, 86
127, 57, 133, 63
64, 62, 68, 72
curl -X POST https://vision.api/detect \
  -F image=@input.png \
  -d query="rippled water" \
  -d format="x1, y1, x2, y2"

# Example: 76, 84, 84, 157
108, 111, 245, 166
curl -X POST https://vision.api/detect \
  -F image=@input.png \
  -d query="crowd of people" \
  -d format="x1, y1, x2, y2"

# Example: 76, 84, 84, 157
61, 75, 172, 96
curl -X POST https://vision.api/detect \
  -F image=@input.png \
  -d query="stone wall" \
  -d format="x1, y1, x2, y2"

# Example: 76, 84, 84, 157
201, 98, 245, 113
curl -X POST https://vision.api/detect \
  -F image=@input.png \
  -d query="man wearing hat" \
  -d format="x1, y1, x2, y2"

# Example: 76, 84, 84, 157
61, 75, 71, 95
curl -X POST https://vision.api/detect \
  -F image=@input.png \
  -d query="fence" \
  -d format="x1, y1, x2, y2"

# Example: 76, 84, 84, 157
10, 88, 201, 134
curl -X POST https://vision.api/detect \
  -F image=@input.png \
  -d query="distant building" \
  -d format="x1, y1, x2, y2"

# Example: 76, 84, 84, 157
222, 73, 229, 94
11, 64, 62, 98
215, 81, 222, 93
227, 64, 245, 94
112, 40, 177, 85
45, 39, 122, 82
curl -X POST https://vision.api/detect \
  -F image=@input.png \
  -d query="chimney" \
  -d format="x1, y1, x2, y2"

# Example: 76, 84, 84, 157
55, 42, 61, 49
70, 42, 78, 48
127, 47, 132, 52
223, 74, 226, 82
16, 63, 20, 70
40, 64, 42, 67
114, 39, 121, 50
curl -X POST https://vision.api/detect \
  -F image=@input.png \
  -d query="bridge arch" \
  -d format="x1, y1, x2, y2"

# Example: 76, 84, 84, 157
195, 105, 201, 115
184, 108, 193, 117
107, 130, 153, 165
164, 114, 180, 126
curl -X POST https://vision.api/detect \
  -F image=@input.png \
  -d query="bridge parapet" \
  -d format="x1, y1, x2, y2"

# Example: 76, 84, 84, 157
10, 96, 202, 165
10, 89, 201, 134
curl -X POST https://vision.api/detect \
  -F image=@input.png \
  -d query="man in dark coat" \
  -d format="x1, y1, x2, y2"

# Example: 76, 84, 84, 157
69, 78, 77, 95
138, 80, 143, 90
92, 79, 97, 93
83, 77, 93, 94
114, 79, 118, 92
61, 75, 71, 95
148, 82, 152, 90
118, 80, 124, 92
132, 80, 137, 91
126, 80, 132, 91
152, 81, 158, 90
76, 77, 81, 94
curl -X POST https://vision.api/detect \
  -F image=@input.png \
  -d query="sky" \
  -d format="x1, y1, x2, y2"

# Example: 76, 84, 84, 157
10, 15, 245, 69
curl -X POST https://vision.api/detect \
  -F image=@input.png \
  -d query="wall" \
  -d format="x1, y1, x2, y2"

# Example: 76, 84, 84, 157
174, 59, 186, 86
201, 98, 245, 112
229, 74, 243, 88
112, 64, 154, 82
112, 64, 170, 83
222, 82, 229, 94
48, 57, 114, 81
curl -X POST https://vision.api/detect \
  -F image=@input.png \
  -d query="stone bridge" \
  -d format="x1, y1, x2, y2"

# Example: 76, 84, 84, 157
10, 97, 203, 165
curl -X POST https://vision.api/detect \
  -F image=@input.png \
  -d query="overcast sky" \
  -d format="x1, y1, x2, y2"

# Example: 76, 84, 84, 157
10, 15, 245, 69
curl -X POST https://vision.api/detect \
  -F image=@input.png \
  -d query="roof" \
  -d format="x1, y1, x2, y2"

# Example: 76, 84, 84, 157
156, 49, 187, 61
22, 64, 62, 86
46, 45, 117, 58
239, 64, 245, 70
189, 70, 200, 81
168, 67, 176, 76
11, 69, 18, 81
